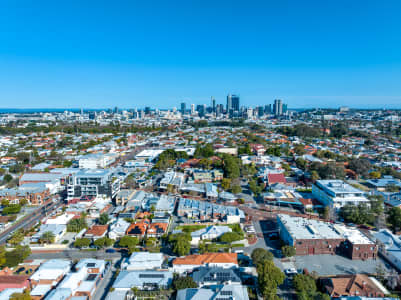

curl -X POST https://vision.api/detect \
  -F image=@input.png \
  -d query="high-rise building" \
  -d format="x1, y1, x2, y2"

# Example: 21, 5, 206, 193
114, 106, 119, 114
191, 104, 195, 115
180, 102, 186, 115
226, 94, 240, 115
273, 99, 283, 116
264, 104, 271, 114
212, 97, 216, 113
216, 104, 223, 116
231, 95, 240, 112
196, 104, 205, 117
283, 104, 288, 114
226, 94, 232, 112
257, 106, 264, 117
144, 106, 151, 115
246, 108, 253, 119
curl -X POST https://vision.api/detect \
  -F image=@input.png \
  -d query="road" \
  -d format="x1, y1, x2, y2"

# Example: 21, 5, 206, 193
0, 200, 62, 244
93, 260, 118, 300
29, 249, 123, 260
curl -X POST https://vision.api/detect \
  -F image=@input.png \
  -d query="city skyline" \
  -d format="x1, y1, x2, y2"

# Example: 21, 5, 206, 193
1, 1, 401, 108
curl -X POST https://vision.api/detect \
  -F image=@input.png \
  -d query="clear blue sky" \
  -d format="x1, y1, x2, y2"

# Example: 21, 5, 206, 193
0, 0, 401, 109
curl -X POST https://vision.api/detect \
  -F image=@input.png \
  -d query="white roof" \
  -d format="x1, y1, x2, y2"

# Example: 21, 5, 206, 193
278, 214, 343, 240
31, 259, 71, 281
123, 252, 164, 270
333, 224, 374, 244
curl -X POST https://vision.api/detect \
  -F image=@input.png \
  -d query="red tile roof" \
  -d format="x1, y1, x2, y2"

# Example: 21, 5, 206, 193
267, 173, 287, 184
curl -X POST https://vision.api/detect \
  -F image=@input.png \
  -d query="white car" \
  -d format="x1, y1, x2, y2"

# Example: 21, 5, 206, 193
284, 268, 298, 276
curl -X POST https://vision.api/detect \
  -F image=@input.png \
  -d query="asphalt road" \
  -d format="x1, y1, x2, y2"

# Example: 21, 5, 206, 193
0, 200, 62, 244
29, 249, 123, 260
92, 261, 118, 300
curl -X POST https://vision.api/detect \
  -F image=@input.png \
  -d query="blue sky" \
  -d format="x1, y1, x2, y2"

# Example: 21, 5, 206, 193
0, 0, 400, 109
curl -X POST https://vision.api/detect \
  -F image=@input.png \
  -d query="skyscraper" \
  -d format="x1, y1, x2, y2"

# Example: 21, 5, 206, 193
226, 94, 232, 112
196, 104, 205, 117
231, 95, 240, 111
180, 102, 186, 115
273, 99, 283, 116
191, 104, 195, 115
283, 104, 288, 114
257, 106, 264, 117
211, 97, 216, 113
264, 104, 271, 114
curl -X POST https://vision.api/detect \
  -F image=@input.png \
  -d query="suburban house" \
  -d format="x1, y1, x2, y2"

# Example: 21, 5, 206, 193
191, 267, 241, 287
122, 252, 164, 271
190, 225, 232, 246
321, 274, 389, 298
113, 270, 173, 291
84, 225, 109, 240
177, 284, 249, 300
172, 253, 238, 274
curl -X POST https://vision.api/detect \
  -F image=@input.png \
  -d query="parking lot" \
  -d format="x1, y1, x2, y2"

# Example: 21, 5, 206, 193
275, 254, 393, 276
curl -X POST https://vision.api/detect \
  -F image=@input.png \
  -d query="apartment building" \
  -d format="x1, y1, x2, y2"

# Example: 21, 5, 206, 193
312, 180, 369, 209
67, 169, 120, 200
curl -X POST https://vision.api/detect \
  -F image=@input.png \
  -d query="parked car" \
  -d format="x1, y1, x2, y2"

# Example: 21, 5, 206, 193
105, 248, 116, 253
284, 268, 298, 276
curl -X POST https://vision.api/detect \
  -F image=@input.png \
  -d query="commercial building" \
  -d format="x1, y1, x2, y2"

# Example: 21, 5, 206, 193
0, 184, 50, 206
67, 169, 120, 200
312, 180, 369, 209
277, 214, 377, 259
273, 99, 283, 116
78, 153, 117, 169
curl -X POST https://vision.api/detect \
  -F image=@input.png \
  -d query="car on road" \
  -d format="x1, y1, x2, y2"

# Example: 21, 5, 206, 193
105, 248, 116, 253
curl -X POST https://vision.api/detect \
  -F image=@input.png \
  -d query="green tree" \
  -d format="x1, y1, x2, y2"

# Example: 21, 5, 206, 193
10, 290, 31, 300
172, 274, 198, 290
231, 185, 242, 194
2, 204, 22, 215
67, 216, 88, 232
0, 245, 6, 266
74, 238, 91, 249
98, 213, 110, 225
169, 233, 191, 256
222, 154, 240, 179
281, 245, 296, 257
388, 207, 401, 232
3, 174, 13, 183
221, 178, 231, 191
94, 237, 114, 249
369, 171, 381, 179
293, 274, 317, 295
4, 245, 31, 267
257, 259, 285, 300
194, 143, 214, 158
119, 236, 139, 248
219, 232, 243, 243
39, 231, 55, 244
251, 248, 274, 265
7, 230, 25, 246
348, 158, 371, 178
